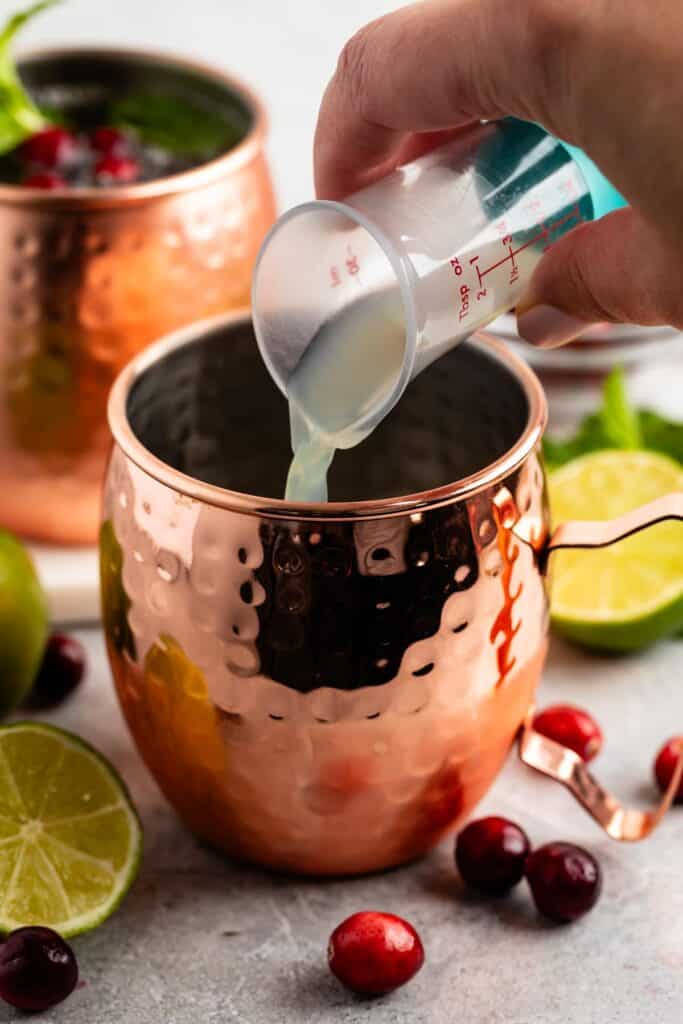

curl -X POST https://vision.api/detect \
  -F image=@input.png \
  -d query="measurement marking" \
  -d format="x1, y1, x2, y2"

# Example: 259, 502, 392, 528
477, 203, 585, 279
345, 246, 360, 276
546, 204, 583, 234
479, 232, 544, 276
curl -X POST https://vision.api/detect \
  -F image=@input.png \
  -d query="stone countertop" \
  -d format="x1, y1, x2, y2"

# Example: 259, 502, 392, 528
3, 629, 683, 1024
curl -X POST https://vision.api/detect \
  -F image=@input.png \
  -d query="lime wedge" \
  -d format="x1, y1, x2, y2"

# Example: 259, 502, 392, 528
0, 723, 142, 937
0, 530, 48, 717
549, 450, 683, 651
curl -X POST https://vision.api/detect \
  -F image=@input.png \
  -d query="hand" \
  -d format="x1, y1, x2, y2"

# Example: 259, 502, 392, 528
314, 0, 683, 346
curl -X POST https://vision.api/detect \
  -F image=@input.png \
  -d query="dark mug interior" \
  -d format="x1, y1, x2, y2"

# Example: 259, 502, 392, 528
126, 319, 529, 502
17, 49, 252, 144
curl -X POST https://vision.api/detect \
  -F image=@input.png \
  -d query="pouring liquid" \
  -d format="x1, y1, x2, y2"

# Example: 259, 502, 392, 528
284, 291, 406, 503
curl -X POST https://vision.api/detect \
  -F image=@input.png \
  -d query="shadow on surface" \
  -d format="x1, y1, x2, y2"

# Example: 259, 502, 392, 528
418, 864, 556, 934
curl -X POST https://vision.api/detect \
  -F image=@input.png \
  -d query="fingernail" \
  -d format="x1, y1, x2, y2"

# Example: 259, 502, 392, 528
517, 305, 591, 349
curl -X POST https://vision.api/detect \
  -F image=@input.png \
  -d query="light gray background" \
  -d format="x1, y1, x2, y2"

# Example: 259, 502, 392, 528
5, 1, 683, 1021
15, 0, 402, 209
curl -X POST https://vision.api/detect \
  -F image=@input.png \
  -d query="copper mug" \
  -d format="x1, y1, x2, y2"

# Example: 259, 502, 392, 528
101, 310, 683, 875
0, 48, 276, 545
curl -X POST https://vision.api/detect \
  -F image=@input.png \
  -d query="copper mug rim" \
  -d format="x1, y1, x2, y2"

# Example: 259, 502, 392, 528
107, 308, 548, 521
0, 45, 269, 208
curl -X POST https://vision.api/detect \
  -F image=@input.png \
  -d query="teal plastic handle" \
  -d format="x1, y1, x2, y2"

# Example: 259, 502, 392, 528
557, 141, 627, 219
510, 118, 626, 219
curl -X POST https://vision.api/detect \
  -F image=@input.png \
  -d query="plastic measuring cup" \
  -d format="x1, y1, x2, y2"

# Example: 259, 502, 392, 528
252, 119, 625, 451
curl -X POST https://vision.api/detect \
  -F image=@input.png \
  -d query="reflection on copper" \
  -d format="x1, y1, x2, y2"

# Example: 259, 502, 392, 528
493, 485, 548, 553
520, 716, 683, 841
353, 518, 408, 576
490, 498, 522, 688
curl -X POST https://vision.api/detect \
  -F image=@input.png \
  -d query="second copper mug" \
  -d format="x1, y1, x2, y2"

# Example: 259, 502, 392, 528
0, 48, 275, 545
101, 311, 683, 875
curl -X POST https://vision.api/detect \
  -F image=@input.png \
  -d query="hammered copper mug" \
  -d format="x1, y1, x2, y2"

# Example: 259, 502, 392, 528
101, 310, 683, 875
0, 49, 275, 545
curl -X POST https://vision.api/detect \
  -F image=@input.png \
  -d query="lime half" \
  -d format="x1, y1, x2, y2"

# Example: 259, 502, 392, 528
0, 723, 142, 937
549, 450, 683, 651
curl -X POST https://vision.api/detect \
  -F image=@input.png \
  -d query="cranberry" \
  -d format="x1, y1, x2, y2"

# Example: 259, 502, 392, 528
20, 128, 77, 169
90, 126, 127, 155
532, 704, 603, 762
0, 927, 78, 1012
22, 172, 67, 190
654, 737, 683, 803
23, 632, 86, 710
525, 842, 601, 923
328, 911, 424, 996
90, 126, 129, 156
95, 154, 140, 184
455, 816, 531, 893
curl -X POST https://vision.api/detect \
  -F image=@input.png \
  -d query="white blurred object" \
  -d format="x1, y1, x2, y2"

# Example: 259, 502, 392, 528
490, 313, 681, 373
29, 544, 100, 626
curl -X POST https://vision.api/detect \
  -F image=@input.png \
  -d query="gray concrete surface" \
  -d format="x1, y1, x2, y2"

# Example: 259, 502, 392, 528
4, 630, 683, 1023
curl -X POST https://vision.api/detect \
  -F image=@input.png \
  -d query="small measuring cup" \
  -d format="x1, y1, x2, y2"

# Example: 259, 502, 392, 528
252, 119, 624, 446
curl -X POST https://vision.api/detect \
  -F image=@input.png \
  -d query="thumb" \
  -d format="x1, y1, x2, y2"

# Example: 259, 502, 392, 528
516, 208, 683, 348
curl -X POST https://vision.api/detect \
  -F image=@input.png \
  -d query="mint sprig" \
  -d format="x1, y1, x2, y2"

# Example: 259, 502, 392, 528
600, 366, 642, 450
0, 1, 60, 155
543, 367, 683, 470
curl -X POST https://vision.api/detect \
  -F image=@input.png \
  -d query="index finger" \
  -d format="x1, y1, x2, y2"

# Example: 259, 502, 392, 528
314, 0, 578, 199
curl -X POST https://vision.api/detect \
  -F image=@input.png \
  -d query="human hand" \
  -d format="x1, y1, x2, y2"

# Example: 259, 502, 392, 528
314, 0, 683, 346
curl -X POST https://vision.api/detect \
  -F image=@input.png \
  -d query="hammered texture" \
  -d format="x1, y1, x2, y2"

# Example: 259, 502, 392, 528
0, 157, 275, 544
101, 442, 549, 875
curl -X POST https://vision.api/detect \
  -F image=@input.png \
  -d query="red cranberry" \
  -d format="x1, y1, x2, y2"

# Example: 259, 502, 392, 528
0, 927, 78, 1012
22, 172, 67, 190
654, 737, 683, 803
532, 704, 603, 762
525, 842, 601, 923
20, 128, 77, 169
328, 911, 424, 996
95, 154, 140, 184
23, 632, 86, 710
455, 816, 531, 893
90, 126, 129, 155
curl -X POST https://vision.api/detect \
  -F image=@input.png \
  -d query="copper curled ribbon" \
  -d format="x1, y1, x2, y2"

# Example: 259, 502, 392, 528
519, 715, 683, 842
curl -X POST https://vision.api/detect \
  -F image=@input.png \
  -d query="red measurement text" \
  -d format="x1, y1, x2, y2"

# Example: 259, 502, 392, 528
457, 282, 471, 322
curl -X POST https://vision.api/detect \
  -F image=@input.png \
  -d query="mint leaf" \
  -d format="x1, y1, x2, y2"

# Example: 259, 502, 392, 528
599, 367, 642, 449
543, 366, 683, 471
542, 412, 612, 470
639, 409, 683, 466
0, 1, 59, 155
542, 367, 633, 470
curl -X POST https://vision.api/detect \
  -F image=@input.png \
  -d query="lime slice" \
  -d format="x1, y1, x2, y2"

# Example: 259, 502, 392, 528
0, 723, 142, 937
0, 531, 48, 717
549, 450, 683, 651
